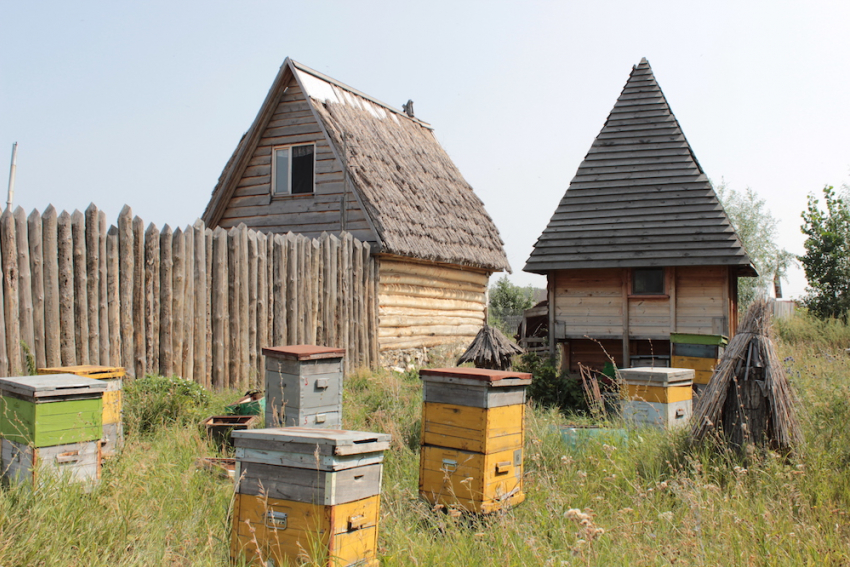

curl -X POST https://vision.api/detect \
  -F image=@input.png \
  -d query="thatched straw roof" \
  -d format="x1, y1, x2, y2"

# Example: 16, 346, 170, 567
457, 325, 524, 370
202, 58, 509, 272
691, 299, 802, 453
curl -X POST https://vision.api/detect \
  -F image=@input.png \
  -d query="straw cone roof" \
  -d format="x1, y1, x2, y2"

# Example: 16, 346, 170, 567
457, 325, 524, 370
690, 299, 802, 452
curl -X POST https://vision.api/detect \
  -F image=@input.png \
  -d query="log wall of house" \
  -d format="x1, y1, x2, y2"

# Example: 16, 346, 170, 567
553, 266, 731, 341
377, 257, 488, 352
218, 77, 374, 243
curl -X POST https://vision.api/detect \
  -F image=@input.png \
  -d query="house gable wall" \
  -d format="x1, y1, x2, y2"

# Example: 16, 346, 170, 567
218, 76, 375, 243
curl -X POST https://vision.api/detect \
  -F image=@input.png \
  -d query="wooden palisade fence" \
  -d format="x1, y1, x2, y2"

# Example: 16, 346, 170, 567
0, 204, 378, 388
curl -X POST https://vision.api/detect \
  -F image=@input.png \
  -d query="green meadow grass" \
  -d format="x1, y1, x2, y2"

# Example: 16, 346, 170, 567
1, 315, 849, 566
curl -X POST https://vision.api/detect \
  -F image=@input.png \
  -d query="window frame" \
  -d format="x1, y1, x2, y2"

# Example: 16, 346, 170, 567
630, 267, 667, 297
271, 143, 316, 197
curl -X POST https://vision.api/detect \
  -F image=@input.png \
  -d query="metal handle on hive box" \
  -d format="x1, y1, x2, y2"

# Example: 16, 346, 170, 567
55, 451, 81, 464
441, 459, 457, 472
348, 514, 367, 531
265, 511, 288, 530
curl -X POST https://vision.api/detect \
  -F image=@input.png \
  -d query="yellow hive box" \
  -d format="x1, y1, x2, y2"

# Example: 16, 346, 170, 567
626, 384, 692, 404
671, 356, 717, 385
37, 365, 125, 456
231, 493, 380, 567
419, 445, 525, 514
421, 402, 524, 454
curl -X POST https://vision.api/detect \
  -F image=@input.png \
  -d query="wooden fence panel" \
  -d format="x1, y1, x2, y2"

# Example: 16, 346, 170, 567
84, 204, 100, 365
1, 211, 21, 375
0, 206, 380, 387
133, 216, 145, 378
144, 223, 160, 376
27, 209, 45, 369
71, 210, 88, 366
15, 208, 35, 370
117, 206, 133, 372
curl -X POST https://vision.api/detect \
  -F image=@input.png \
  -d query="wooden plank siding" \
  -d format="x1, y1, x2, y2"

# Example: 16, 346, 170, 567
552, 266, 730, 342
377, 257, 488, 352
218, 78, 373, 242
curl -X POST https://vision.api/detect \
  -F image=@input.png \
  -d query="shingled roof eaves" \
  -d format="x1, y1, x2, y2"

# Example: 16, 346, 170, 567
524, 58, 755, 276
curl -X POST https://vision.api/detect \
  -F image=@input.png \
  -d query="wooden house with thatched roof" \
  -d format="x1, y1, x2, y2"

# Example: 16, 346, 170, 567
524, 58, 756, 373
202, 58, 509, 362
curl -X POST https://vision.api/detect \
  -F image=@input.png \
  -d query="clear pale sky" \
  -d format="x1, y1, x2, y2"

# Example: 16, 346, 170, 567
2, 1, 848, 298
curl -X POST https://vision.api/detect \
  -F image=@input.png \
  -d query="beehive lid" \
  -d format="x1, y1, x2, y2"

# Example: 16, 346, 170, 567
231, 427, 391, 456
669, 333, 728, 346
262, 345, 346, 361
619, 367, 694, 387
37, 365, 126, 379
0, 374, 107, 398
419, 367, 532, 388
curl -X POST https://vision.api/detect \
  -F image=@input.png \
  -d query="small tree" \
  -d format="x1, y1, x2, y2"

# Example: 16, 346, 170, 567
488, 275, 535, 331
716, 182, 794, 309
799, 185, 850, 319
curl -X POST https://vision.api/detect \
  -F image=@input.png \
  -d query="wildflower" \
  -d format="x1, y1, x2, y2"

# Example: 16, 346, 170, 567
658, 511, 674, 522
577, 470, 587, 479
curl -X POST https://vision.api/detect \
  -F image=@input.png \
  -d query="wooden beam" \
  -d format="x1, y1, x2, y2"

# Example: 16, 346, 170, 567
548, 273, 556, 359
622, 268, 630, 368
668, 266, 676, 334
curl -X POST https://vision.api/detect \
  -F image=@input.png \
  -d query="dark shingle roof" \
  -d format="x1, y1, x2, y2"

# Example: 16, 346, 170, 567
524, 58, 755, 276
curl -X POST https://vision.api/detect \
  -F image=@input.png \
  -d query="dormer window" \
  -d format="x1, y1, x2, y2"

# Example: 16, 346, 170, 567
273, 144, 315, 195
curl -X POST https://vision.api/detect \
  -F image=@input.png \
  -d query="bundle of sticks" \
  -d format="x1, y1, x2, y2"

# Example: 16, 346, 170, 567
690, 299, 803, 453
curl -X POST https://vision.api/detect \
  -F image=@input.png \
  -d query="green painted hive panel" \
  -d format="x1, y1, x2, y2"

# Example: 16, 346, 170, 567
0, 396, 102, 447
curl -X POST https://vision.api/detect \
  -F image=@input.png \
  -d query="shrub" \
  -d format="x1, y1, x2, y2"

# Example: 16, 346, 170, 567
515, 352, 587, 413
124, 374, 212, 436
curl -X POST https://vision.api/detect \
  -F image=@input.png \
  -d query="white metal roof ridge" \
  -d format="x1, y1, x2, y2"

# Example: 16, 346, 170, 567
291, 60, 431, 128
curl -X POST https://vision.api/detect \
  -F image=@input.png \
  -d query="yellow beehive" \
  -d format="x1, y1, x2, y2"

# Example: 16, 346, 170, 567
419, 444, 525, 514
231, 427, 390, 566
421, 402, 524, 454
231, 494, 380, 567
626, 383, 692, 404
37, 365, 125, 457
418, 368, 531, 514
670, 333, 727, 386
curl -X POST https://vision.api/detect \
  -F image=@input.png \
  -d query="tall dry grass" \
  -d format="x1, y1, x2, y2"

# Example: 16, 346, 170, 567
0, 315, 848, 565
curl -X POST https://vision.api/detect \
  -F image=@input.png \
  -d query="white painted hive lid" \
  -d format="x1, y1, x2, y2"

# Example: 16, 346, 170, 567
619, 367, 694, 386
231, 427, 391, 456
0, 373, 107, 398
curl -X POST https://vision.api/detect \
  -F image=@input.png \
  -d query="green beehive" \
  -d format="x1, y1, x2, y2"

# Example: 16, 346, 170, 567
0, 374, 105, 448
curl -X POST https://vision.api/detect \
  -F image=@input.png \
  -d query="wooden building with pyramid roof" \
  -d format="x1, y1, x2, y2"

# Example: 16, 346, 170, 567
524, 58, 755, 372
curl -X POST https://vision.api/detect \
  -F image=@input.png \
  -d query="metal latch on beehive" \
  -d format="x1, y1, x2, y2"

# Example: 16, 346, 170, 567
265, 511, 288, 530
441, 459, 457, 472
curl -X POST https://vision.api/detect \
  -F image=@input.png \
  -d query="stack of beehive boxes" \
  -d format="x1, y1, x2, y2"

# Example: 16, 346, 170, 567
0, 374, 106, 487
670, 333, 727, 392
619, 367, 695, 429
418, 368, 531, 514
37, 365, 125, 457
230, 427, 390, 566
263, 345, 345, 428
